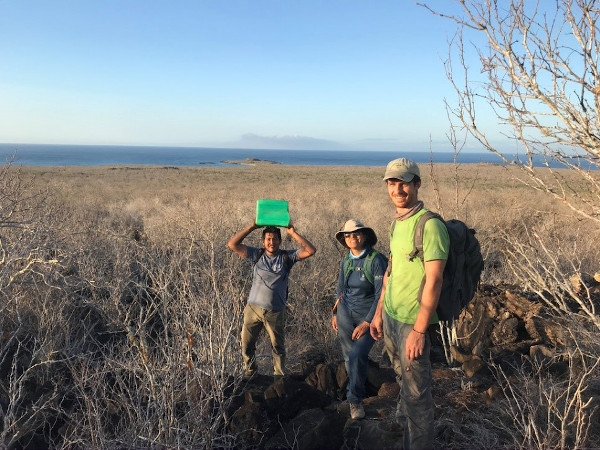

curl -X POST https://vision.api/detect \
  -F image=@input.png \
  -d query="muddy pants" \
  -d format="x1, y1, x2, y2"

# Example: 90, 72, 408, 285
383, 313, 434, 450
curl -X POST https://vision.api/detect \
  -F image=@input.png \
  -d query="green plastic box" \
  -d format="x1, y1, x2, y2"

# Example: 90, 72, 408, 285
255, 199, 290, 227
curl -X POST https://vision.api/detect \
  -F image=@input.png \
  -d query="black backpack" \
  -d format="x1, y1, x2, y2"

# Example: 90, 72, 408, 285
391, 212, 484, 322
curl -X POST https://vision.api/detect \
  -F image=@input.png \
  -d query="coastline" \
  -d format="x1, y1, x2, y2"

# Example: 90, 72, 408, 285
12, 162, 509, 174
0, 143, 523, 168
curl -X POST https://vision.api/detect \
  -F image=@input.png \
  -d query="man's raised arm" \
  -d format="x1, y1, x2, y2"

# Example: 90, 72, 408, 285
286, 225, 316, 260
227, 223, 258, 259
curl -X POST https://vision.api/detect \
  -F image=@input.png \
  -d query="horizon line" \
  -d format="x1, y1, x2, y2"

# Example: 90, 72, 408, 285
0, 142, 489, 154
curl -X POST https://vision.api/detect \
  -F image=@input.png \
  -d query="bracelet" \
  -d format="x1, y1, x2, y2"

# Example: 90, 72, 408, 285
412, 328, 426, 335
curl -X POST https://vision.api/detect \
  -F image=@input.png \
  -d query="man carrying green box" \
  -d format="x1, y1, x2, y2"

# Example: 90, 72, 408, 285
227, 222, 316, 378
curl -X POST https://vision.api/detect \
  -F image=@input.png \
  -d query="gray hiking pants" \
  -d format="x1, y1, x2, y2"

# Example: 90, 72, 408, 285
383, 313, 434, 450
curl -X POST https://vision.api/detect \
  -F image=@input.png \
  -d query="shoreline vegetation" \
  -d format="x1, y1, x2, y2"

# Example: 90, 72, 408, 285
1, 164, 599, 448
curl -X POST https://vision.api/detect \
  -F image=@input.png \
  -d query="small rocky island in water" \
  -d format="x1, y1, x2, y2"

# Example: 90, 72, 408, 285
221, 158, 281, 166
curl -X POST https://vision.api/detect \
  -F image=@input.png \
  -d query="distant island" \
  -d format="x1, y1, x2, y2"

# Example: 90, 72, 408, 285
221, 158, 281, 166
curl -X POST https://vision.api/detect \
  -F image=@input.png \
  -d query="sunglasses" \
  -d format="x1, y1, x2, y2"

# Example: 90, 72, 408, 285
344, 232, 363, 239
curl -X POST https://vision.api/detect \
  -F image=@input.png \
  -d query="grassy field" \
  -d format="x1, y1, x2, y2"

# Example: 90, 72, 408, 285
1, 162, 599, 448
24, 163, 600, 285
26, 162, 599, 244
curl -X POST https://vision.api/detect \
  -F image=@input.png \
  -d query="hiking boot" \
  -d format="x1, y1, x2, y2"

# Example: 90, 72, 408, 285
350, 403, 365, 420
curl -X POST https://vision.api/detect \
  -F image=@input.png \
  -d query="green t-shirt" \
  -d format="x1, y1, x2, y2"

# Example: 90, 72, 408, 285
384, 209, 450, 324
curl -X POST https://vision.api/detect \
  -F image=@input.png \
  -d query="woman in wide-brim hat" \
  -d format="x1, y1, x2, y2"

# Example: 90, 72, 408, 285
332, 219, 388, 420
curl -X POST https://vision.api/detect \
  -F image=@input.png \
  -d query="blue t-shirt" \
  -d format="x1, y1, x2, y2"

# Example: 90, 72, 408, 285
336, 248, 387, 323
246, 247, 300, 311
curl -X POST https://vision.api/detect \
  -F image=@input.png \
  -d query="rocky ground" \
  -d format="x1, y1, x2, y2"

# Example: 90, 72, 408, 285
226, 363, 400, 449
226, 279, 600, 449
2, 279, 598, 449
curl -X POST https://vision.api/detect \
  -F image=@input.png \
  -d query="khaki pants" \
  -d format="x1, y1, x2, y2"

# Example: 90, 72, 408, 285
241, 304, 286, 376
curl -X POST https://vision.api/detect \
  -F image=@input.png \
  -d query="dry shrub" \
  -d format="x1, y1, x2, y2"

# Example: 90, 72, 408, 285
487, 214, 600, 448
430, 163, 600, 448
497, 217, 600, 329
490, 342, 600, 449
57, 214, 246, 448
1, 164, 598, 448
1, 172, 247, 447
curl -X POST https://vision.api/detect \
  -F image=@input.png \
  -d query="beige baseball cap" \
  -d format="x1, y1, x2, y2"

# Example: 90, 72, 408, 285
383, 158, 420, 182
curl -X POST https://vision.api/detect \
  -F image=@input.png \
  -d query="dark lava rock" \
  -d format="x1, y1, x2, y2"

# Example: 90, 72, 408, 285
264, 407, 346, 450
264, 377, 332, 420
228, 401, 269, 443
305, 362, 337, 396
378, 381, 400, 398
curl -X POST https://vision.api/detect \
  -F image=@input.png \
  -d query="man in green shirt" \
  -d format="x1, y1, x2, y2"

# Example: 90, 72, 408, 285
370, 158, 449, 450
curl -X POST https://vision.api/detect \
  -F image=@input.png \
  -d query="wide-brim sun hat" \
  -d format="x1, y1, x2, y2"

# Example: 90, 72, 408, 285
335, 219, 377, 248
383, 157, 420, 182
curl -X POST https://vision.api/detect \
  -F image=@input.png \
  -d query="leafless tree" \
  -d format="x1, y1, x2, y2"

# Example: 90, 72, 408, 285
0, 164, 68, 448
421, 0, 600, 224
0, 164, 60, 303
420, 4, 600, 446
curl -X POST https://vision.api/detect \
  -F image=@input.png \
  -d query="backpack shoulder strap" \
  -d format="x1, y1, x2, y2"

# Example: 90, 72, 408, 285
342, 253, 354, 283
389, 219, 398, 263
409, 211, 442, 262
254, 248, 265, 264
389, 219, 397, 241
362, 249, 380, 285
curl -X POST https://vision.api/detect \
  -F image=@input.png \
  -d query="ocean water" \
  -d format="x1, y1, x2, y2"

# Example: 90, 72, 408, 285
0, 143, 571, 168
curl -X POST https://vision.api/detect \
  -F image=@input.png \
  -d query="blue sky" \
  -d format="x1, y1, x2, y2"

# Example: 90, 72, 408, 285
0, 1, 487, 151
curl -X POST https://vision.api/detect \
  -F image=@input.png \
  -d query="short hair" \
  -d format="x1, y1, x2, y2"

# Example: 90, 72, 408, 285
412, 175, 421, 185
262, 226, 281, 240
